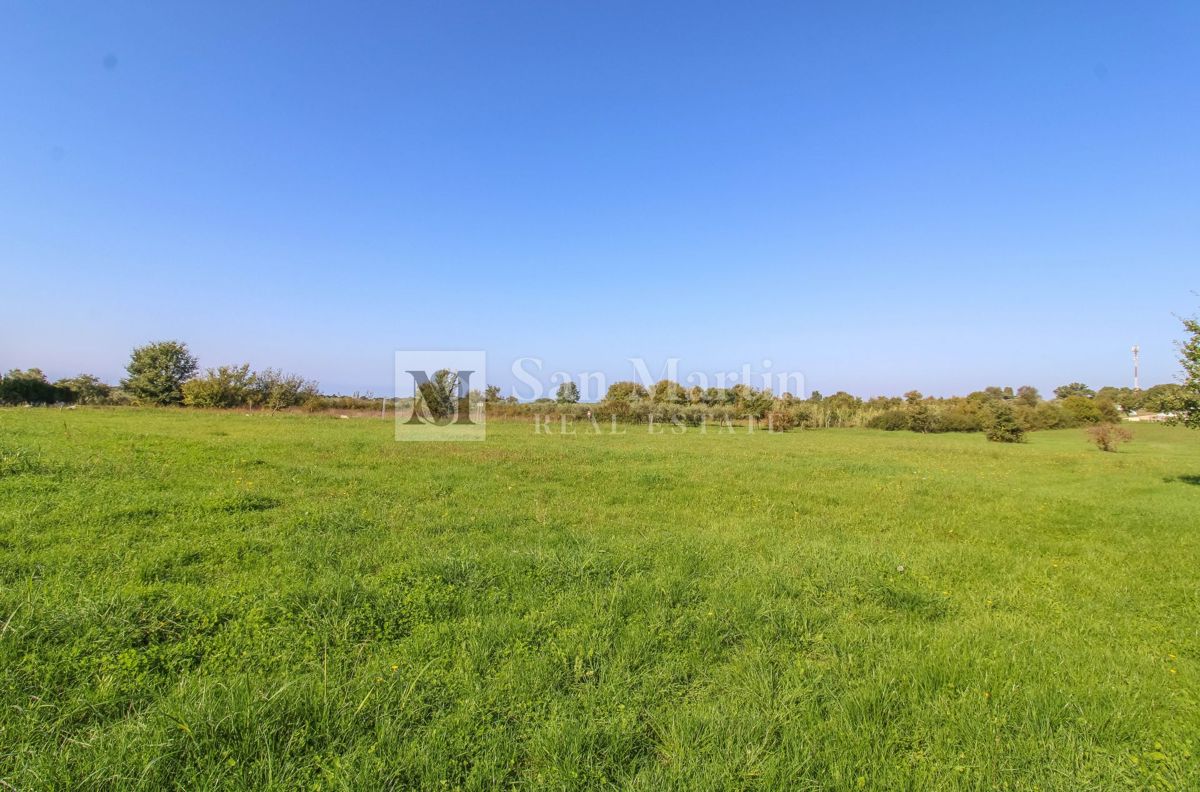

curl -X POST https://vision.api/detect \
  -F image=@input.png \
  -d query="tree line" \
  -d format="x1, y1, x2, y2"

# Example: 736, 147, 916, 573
480, 379, 1172, 443
4, 310, 1199, 440
0, 341, 323, 411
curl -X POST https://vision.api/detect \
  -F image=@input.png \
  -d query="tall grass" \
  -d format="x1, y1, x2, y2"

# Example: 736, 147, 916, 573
0, 408, 1197, 789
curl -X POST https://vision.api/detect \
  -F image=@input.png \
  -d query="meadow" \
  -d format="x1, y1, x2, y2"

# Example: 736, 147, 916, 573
0, 408, 1197, 790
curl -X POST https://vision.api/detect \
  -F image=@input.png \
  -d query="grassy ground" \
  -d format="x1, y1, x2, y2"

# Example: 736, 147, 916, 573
0, 408, 1197, 790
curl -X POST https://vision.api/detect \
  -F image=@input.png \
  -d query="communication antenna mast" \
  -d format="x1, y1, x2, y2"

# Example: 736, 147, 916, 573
1132, 345, 1140, 391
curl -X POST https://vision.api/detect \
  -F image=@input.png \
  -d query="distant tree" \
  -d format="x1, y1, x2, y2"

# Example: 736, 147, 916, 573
703, 387, 735, 405
985, 401, 1026, 443
983, 386, 1014, 400
556, 381, 580, 404
412, 368, 460, 420
739, 388, 775, 419
1015, 385, 1041, 407
687, 385, 704, 404
604, 381, 648, 403
55, 374, 112, 405
182, 364, 254, 408
0, 369, 63, 404
1094, 386, 1133, 410
1140, 383, 1183, 414
1095, 398, 1122, 423
1060, 395, 1102, 424
825, 391, 861, 411
1054, 382, 1094, 400
904, 390, 923, 405
122, 341, 198, 405
808, 390, 823, 403
484, 385, 502, 403
651, 379, 685, 404
1175, 311, 1200, 428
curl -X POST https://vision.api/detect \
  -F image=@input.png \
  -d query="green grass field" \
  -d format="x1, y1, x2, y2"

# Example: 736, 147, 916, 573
1, 409, 1197, 789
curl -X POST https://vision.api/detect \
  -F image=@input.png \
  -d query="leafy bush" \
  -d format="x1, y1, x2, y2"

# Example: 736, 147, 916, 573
249, 369, 320, 412
1095, 398, 1122, 424
55, 374, 112, 405
784, 404, 814, 428
765, 409, 796, 431
182, 364, 254, 408
1018, 401, 1071, 430
985, 402, 1026, 443
906, 403, 938, 433
938, 409, 984, 433
867, 409, 910, 431
1059, 395, 1102, 425
1087, 423, 1133, 452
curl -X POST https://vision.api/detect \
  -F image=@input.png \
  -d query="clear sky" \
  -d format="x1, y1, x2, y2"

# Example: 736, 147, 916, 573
2, 2, 1197, 398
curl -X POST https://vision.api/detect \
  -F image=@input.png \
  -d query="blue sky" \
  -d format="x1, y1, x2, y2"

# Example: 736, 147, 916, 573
2, 1, 1197, 397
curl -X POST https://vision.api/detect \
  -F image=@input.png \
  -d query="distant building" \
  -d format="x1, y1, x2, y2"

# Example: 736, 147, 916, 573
1126, 411, 1174, 423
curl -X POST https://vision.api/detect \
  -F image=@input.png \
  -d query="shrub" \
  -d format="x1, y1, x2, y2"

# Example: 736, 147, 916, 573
302, 396, 328, 412
249, 369, 320, 411
1019, 401, 1071, 430
938, 408, 984, 433
765, 409, 795, 431
182, 364, 254, 408
1095, 398, 1122, 424
1087, 423, 1133, 452
785, 404, 814, 428
55, 374, 112, 405
867, 409, 910, 431
985, 402, 1026, 443
906, 403, 938, 433
1060, 395, 1102, 425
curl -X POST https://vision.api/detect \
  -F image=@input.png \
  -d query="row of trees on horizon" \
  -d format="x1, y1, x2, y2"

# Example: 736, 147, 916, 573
482, 377, 1174, 440
2, 323, 1198, 438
